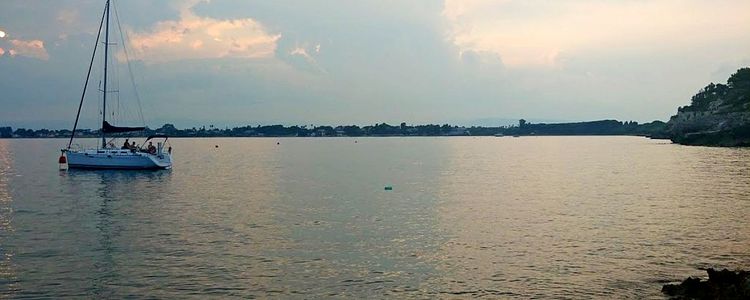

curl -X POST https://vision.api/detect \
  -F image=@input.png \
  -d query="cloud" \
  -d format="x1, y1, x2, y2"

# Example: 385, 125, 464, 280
2, 0, 749, 126
289, 47, 309, 57
8, 39, 49, 60
443, 0, 750, 67
56, 9, 78, 25
287, 43, 325, 73
128, 1, 280, 63
459, 49, 503, 68
443, 0, 502, 22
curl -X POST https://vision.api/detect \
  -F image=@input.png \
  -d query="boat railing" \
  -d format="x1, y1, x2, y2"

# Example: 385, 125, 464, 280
65, 143, 86, 152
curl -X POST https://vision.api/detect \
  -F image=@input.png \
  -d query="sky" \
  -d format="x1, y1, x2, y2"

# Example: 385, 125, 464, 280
1, 0, 749, 129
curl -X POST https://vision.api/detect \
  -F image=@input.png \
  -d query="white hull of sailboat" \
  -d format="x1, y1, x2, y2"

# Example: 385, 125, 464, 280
66, 149, 172, 170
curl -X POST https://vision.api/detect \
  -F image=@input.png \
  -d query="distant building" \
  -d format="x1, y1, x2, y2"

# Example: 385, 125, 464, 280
335, 128, 346, 136
444, 127, 469, 136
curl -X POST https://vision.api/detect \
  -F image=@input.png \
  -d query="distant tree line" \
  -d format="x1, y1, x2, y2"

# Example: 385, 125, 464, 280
1, 119, 668, 139
507, 119, 667, 137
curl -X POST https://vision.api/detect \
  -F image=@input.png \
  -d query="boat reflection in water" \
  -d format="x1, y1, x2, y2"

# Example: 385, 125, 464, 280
54, 152, 293, 298
58, 169, 173, 298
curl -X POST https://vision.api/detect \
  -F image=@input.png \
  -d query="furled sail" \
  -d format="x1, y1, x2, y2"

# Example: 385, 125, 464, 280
102, 121, 145, 133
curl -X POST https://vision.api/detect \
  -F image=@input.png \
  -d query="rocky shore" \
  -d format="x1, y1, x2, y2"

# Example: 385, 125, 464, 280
667, 68, 750, 147
662, 268, 750, 299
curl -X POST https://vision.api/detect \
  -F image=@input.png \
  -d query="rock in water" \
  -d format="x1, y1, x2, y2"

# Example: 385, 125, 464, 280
662, 268, 750, 299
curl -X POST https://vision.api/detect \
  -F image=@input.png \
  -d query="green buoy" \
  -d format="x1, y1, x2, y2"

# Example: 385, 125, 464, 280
384, 186, 393, 191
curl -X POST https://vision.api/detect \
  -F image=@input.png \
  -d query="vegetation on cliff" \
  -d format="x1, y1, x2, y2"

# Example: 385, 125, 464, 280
668, 68, 750, 146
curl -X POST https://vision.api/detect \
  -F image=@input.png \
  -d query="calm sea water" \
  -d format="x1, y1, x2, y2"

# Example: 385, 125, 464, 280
1, 137, 749, 298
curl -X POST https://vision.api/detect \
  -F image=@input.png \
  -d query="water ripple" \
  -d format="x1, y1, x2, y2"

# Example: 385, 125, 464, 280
0, 137, 749, 298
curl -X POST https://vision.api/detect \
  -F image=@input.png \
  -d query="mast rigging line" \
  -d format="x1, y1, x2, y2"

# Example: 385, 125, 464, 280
67, 1, 107, 149
112, 1, 146, 127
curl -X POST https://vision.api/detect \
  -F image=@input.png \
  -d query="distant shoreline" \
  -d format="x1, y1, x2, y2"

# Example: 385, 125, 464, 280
0, 134, 666, 139
1, 119, 668, 139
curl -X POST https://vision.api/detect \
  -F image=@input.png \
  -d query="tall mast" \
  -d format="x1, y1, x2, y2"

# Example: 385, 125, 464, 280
101, 0, 110, 148
67, 1, 107, 150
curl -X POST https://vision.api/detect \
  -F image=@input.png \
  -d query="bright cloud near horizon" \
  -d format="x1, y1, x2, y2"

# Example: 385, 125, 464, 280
127, 0, 281, 63
1, 0, 749, 129
443, 0, 750, 67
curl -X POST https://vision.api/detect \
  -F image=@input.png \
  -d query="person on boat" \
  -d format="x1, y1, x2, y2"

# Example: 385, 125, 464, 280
122, 139, 131, 149
147, 142, 156, 154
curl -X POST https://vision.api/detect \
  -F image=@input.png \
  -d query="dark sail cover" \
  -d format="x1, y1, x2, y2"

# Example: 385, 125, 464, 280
102, 121, 145, 133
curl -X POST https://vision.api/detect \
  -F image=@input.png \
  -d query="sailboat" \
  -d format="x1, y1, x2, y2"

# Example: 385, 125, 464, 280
61, 0, 172, 170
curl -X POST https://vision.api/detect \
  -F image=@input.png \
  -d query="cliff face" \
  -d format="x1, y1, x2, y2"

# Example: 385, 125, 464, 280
667, 68, 750, 146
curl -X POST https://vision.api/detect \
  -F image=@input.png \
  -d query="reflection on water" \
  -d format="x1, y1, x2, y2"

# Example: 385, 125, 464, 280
269, 138, 448, 297
0, 140, 19, 296
429, 137, 750, 298
0, 137, 749, 298
64, 170, 172, 298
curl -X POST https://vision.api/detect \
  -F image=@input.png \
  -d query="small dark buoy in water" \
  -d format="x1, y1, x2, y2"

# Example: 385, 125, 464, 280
384, 186, 393, 191
58, 151, 68, 170
355, 140, 358, 143
277, 142, 280, 145
215, 145, 219, 148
